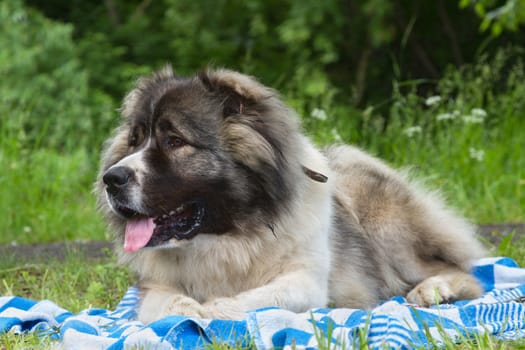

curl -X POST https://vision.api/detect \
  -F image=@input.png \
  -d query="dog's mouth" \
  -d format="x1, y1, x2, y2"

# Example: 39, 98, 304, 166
117, 200, 205, 252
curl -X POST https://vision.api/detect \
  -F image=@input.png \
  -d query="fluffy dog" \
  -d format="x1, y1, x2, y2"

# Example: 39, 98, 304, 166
97, 66, 485, 323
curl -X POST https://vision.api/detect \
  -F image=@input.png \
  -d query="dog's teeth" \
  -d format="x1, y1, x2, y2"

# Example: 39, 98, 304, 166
169, 211, 175, 216
162, 214, 168, 219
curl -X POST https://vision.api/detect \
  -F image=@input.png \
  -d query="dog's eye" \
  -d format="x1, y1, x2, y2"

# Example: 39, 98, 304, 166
166, 135, 186, 149
128, 132, 139, 147
128, 126, 143, 147
129, 134, 138, 147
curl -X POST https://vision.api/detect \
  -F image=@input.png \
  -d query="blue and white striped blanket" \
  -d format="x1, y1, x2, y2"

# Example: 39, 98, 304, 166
2, 257, 525, 349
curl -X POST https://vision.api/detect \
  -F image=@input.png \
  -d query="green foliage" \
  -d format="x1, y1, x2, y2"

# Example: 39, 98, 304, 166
27, 0, 524, 110
0, 0, 523, 245
460, 0, 525, 35
0, 0, 115, 150
303, 48, 524, 223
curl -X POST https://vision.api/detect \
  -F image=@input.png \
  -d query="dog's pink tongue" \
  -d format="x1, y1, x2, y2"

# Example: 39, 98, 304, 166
124, 218, 155, 252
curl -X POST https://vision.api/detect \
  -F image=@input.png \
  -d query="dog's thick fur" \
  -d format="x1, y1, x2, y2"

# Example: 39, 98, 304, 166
98, 66, 485, 323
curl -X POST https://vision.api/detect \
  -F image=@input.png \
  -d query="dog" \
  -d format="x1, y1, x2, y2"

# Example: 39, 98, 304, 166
97, 66, 485, 323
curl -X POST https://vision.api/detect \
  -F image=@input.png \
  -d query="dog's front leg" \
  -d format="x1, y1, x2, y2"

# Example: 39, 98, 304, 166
202, 271, 327, 319
139, 271, 327, 322
138, 283, 206, 324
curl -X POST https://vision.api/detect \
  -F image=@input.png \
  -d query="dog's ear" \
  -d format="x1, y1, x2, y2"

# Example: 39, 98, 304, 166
121, 64, 180, 119
198, 69, 273, 118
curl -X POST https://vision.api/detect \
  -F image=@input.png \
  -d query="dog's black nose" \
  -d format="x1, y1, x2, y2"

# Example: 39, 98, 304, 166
103, 166, 134, 194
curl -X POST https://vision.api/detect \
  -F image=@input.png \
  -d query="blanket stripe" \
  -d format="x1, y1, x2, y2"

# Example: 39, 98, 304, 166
2, 257, 525, 349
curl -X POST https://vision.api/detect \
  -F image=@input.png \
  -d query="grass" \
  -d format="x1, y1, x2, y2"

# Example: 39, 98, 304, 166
0, 138, 106, 245
0, 332, 55, 350
1, 111, 522, 245
0, 253, 130, 313
1, 99, 523, 244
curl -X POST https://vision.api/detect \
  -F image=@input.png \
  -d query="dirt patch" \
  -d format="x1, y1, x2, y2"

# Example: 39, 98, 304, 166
0, 223, 523, 263
476, 223, 525, 245
0, 240, 113, 263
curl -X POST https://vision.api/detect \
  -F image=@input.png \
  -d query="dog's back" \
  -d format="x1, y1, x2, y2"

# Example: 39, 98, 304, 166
326, 145, 485, 308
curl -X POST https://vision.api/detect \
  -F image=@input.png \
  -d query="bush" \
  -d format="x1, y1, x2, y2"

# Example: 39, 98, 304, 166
0, 0, 115, 151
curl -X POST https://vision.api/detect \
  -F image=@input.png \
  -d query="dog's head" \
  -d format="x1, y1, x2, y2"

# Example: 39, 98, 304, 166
97, 67, 307, 252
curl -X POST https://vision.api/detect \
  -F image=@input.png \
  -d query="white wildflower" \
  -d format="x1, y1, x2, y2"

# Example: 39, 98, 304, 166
462, 108, 487, 124
469, 147, 485, 161
462, 115, 484, 124
403, 126, 422, 137
363, 106, 374, 118
12, 11, 27, 23
23, 226, 32, 233
311, 108, 328, 121
471, 108, 487, 118
331, 128, 342, 142
425, 95, 441, 106
436, 113, 455, 121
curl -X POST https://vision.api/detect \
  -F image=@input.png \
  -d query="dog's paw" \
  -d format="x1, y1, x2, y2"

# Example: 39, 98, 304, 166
406, 276, 454, 306
162, 295, 206, 318
138, 292, 206, 323
163, 298, 246, 320
202, 298, 247, 320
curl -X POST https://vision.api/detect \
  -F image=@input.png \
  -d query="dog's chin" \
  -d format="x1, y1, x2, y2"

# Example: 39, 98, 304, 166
107, 199, 206, 251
